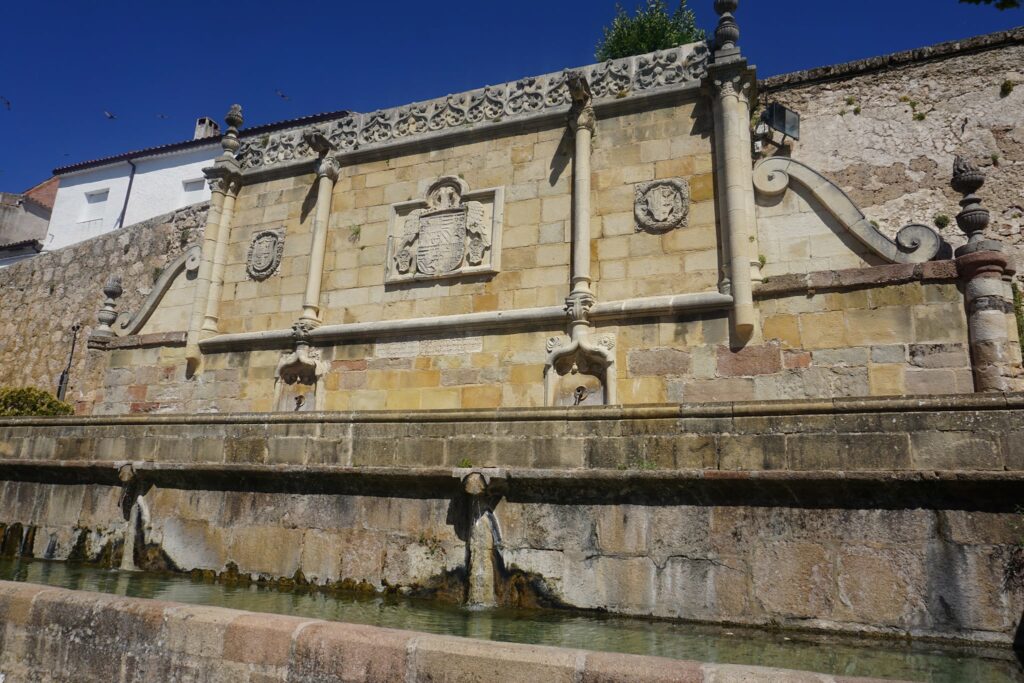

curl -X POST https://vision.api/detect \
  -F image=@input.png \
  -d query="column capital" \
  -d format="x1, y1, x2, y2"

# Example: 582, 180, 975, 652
317, 155, 340, 181
567, 70, 596, 134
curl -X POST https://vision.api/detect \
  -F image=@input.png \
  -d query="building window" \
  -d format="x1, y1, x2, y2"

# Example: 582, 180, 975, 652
79, 188, 109, 228
182, 178, 206, 202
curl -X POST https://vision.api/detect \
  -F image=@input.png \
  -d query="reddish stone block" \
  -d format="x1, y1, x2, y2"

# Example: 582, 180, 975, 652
921, 259, 958, 280
582, 651, 702, 682
290, 621, 410, 681
783, 350, 812, 369
717, 344, 783, 376
129, 402, 160, 414
222, 613, 306, 666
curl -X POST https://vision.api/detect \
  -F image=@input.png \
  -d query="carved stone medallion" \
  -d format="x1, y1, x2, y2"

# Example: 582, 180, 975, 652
634, 178, 689, 233
387, 176, 502, 283
246, 229, 285, 281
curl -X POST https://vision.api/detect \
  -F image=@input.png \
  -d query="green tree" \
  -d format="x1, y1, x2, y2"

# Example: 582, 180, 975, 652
959, 0, 1020, 8
596, 0, 706, 62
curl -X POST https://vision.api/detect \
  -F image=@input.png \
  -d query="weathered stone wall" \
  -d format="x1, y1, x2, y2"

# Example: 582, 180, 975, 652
763, 29, 1024, 274
0, 583, 899, 683
0, 204, 207, 407
84, 266, 1005, 414
1, 399, 1021, 644
218, 99, 716, 335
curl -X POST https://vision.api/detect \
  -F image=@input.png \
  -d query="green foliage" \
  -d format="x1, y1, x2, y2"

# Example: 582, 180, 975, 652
0, 387, 73, 417
959, 0, 1020, 8
914, 112, 927, 121
853, 106, 862, 115
595, 0, 705, 62
992, 153, 1001, 166
933, 213, 951, 229
844, 96, 855, 106
1001, 80, 1015, 97
457, 457, 473, 468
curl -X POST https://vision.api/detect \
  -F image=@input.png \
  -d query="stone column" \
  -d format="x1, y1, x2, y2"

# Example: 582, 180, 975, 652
186, 105, 243, 369
566, 70, 596, 342
200, 176, 241, 335
299, 136, 339, 326
706, 0, 757, 340
952, 156, 1020, 392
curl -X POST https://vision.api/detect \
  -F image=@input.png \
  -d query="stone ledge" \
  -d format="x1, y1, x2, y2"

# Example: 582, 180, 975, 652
0, 581, 909, 683
87, 330, 187, 351
755, 261, 959, 299
0, 392, 1018, 427
761, 27, 1024, 91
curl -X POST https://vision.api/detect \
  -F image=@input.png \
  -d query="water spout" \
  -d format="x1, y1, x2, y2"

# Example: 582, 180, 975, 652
459, 470, 504, 608
120, 499, 149, 572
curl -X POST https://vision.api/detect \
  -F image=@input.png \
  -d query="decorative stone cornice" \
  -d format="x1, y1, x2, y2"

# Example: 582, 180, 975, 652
234, 43, 709, 172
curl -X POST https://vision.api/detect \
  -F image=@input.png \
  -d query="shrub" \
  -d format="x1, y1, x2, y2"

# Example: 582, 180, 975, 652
0, 387, 74, 417
1001, 80, 1015, 97
595, 0, 705, 62
933, 213, 951, 229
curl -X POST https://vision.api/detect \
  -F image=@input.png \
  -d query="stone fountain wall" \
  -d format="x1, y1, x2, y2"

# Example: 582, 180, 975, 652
1, 397, 1021, 645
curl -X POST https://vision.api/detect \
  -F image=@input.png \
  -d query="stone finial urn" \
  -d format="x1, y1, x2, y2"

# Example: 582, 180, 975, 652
94, 276, 123, 337
714, 0, 740, 54
951, 156, 993, 255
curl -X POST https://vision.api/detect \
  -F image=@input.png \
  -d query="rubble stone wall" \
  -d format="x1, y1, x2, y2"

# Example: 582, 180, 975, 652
763, 29, 1024, 275
0, 204, 207, 405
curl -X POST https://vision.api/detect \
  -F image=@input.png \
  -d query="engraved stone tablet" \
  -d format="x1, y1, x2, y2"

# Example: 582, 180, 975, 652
386, 176, 503, 283
375, 336, 484, 358
634, 178, 689, 233
246, 228, 285, 281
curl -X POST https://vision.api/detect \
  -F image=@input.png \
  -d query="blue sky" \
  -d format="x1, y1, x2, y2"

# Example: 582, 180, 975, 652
0, 1, 1020, 192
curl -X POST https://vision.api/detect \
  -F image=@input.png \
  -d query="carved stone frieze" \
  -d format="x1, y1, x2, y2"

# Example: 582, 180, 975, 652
634, 178, 690, 233
386, 177, 503, 283
246, 229, 285, 281
233, 43, 709, 172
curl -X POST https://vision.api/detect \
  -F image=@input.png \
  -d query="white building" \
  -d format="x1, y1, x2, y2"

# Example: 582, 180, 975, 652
46, 118, 221, 251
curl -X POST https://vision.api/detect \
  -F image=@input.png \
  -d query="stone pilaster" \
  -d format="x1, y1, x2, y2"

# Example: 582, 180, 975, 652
299, 130, 340, 327
706, 0, 758, 341
186, 105, 243, 371
951, 156, 1022, 392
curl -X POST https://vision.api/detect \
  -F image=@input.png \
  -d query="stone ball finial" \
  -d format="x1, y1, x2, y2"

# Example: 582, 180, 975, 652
225, 104, 243, 130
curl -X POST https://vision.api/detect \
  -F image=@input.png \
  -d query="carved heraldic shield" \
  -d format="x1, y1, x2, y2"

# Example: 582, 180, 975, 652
246, 229, 285, 281
392, 176, 490, 280
634, 179, 689, 233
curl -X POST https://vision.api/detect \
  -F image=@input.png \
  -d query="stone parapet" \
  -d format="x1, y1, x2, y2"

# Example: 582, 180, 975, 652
0, 582, 903, 683
2, 394, 1023, 473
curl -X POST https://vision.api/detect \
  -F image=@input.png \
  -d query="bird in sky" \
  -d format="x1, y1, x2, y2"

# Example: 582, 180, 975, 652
156, 113, 168, 119
0, 96, 11, 111
275, 89, 290, 101
103, 111, 117, 120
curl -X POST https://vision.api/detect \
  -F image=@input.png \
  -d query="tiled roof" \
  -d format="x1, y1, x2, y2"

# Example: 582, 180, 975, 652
52, 109, 352, 175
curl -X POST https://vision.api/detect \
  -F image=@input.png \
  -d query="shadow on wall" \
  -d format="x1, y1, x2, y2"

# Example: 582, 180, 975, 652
1015, 612, 1023, 668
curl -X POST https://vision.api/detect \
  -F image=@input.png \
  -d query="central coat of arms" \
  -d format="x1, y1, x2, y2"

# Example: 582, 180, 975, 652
391, 176, 491, 280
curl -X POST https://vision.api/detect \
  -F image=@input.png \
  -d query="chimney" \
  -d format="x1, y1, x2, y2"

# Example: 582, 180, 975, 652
193, 116, 221, 140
